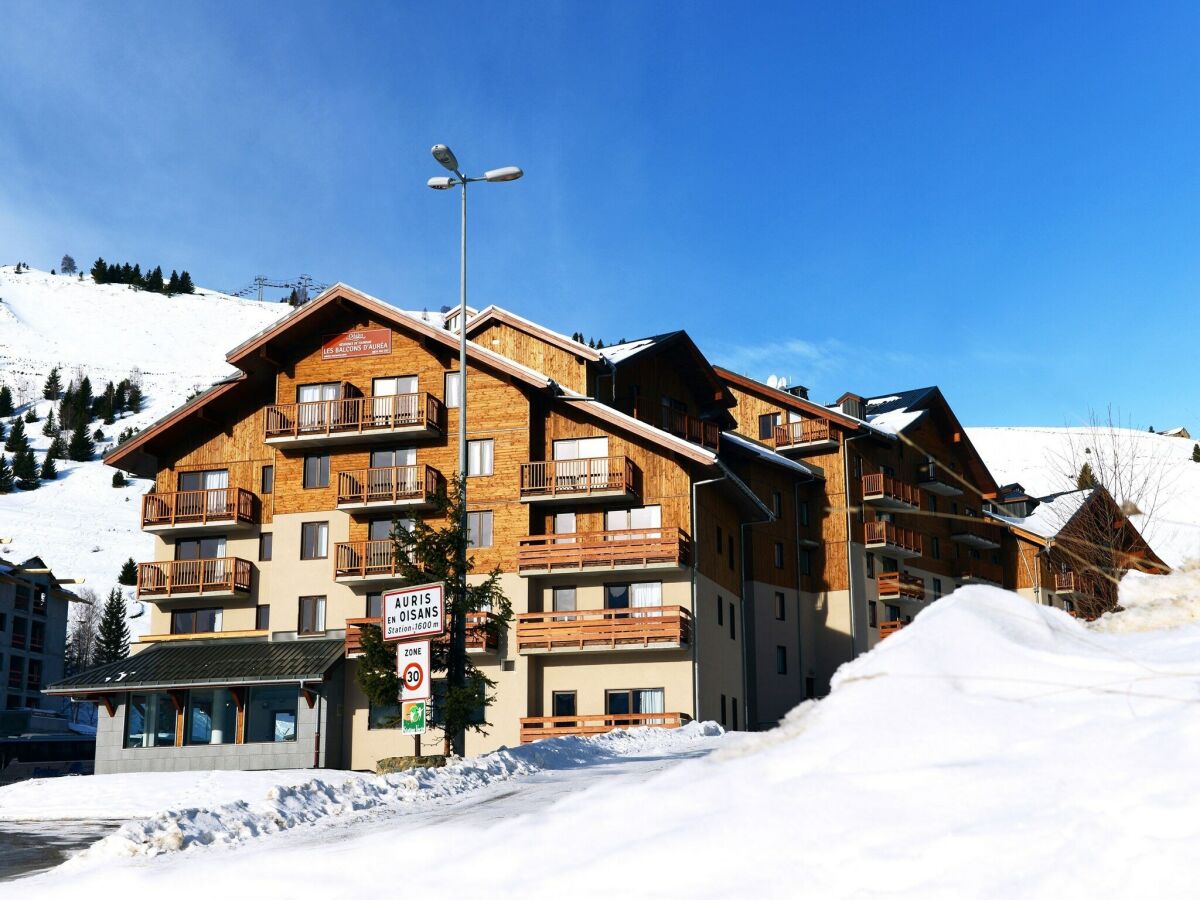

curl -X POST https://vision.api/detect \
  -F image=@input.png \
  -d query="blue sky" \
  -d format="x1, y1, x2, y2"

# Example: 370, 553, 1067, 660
1, 2, 1198, 428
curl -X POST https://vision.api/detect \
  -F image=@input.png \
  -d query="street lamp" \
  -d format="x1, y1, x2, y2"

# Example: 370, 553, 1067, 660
427, 144, 522, 756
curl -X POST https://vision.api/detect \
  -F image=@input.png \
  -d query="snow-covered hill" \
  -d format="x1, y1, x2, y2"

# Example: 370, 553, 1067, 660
969, 425, 1200, 568
0, 266, 288, 633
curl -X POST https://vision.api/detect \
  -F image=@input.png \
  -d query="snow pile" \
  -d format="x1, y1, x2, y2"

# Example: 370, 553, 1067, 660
0, 267, 286, 634
61, 722, 721, 862
1091, 564, 1200, 633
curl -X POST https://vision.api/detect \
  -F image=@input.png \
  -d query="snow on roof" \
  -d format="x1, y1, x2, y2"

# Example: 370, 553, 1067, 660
720, 430, 817, 478
866, 395, 901, 406
851, 386, 937, 436
990, 488, 1093, 540
597, 332, 681, 365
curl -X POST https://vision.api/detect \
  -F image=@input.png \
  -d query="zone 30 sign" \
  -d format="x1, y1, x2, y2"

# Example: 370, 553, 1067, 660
383, 582, 445, 642
398, 639, 431, 702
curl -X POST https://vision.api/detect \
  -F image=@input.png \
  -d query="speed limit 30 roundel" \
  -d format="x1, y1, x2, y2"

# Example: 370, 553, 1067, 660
403, 662, 424, 694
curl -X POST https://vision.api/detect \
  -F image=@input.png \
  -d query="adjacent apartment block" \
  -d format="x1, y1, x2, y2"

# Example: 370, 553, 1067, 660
1, 557, 76, 711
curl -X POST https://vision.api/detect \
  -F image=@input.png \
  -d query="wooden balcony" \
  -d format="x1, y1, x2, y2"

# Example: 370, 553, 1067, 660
773, 418, 837, 454
336, 465, 442, 512
344, 612, 499, 657
635, 407, 720, 450
517, 528, 691, 575
955, 558, 1004, 587
516, 606, 692, 654
864, 521, 922, 559
136, 557, 253, 601
263, 393, 444, 447
141, 487, 258, 534
520, 712, 691, 743
951, 519, 1003, 550
519, 456, 638, 504
878, 620, 905, 639
876, 571, 925, 602
861, 473, 921, 510
917, 462, 964, 497
334, 540, 403, 584
1053, 571, 1101, 596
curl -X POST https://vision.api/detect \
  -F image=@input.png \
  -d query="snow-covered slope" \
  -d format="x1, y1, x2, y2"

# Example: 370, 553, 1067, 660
969, 425, 1200, 568
0, 266, 287, 633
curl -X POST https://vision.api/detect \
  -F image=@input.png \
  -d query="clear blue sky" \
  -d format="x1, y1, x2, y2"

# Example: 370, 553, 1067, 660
2, 2, 1197, 428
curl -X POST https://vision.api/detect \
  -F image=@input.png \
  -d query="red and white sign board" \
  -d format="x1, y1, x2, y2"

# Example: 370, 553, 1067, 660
398, 639, 431, 702
383, 581, 445, 642
321, 327, 393, 360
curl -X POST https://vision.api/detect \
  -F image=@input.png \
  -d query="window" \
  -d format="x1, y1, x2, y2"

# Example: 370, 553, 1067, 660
772, 492, 782, 516
186, 688, 236, 745
25, 658, 41, 691
371, 448, 416, 468
775, 592, 786, 621
369, 702, 402, 729
29, 621, 45, 653
728, 536, 734, 570
886, 603, 901, 621
553, 586, 577, 613
261, 465, 274, 494
731, 697, 739, 731
866, 553, 875, 578
256, 604, 270, 630
14, 587, 29, 610
605, 688, 665, 724
467, 511, 493, 548
175, 535, 225, 560
171, 608, 222, 635
729, 602, 736, 640
32, 588, 46, 616
928, 495, 937, 513
805, 676, 815, 699
774, 542, 784, 568
259, 532, 273, 561
10, 617, 26, 650
445, 371, 462, 409
776, 646, 788, 675
720, 694, 727, 727
303, 453, 330, 489
467, 439, 494, 476
300, 522, 328, 559
717, 596, 724, 625
0, 612, 5, 632
125, 692, 178, 748
716, 525, 723, 555
1063, 598, 1075, 613
553, 511, 576, 541
298, 596, 326, 635
882, 557, 898, 574
368, 518, 393, 541
605, 582, 661, 612
869, 601, 878, 627
552, 436, 609, 460
800, 549, 813, 576
799, 501, 810, 527
932, 578, 943, 600
931, 536, 940, 560
366, 592, 383, 619
246, 685, 298, 743
606, 505, 661, 534
758, 412, 780, 440
552, 691, 577, 718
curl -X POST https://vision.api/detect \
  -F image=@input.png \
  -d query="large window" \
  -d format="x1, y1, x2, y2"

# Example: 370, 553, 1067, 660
444, 371, 462, 409
552, 436, 609, 461
552, 691, 576, 718
467, 439, 494, 476
186, 688, 236, 745
552, 586, 576, 614
368, 702, 402, 729
605, 505, 661, 535
299, 596, 326, 635
301, 522, 329, 560
303, 453, 330, 489
467, 511, 493, 548
125, 692, 178, 748
29, 620, 45, 652
246, 685, 298, 743
604, 582, 662, 614
758, 412, 780, 440
175, 535, 225, 560
605, 688, 665, 724
171, 608, 222, 635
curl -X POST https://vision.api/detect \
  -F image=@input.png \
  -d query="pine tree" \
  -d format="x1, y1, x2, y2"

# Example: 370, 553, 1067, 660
126, 385, 143, 413
93, 427, 105, 442
95, 589, 130, 665
0, 454, 12, 493
46, 434, 66, 460
24, 408, 36, 423
90, 257, 107, 282
42, 409, 57, 437
178, 271, 195, 293
1192, 443, 1200, 463
131, 263, 142, 286
4, 418, 29, 453
166, 270, 180, 294
0, 385, 13, 416
12, 448, 39, 489
112, 471, 127, 488
146, 266, 164, 293
1077, 462, 1099, 490
76, 375, 93, 419
43, 367, 62, 400
68, 424, 95, 461
118, 557, 137, 586
0, 421, 6, 442
39, 453, 57, 480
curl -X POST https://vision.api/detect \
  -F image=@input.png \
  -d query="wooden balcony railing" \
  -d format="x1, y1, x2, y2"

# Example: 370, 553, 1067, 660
519, 456, 637, 499
1053, 571, 1102, 595
336, 465, 442, 507
136, 558, 253, 599
773, 418, 833, 449
878, 620, 905, 639
517, 529, 691, 573
344, 612, 499, 657
264, 393, 443, 440
335, 540, 401, 579
520, 712, 691, 743
861, 473, 921, 508
1054, 571, 1076, 593
142, 487, 257, 529
516, 606, 692, 653
951, 520, 1004, 548
877, 571, 925, 601
954, 557, 1004, 586
864, 521, 923, 555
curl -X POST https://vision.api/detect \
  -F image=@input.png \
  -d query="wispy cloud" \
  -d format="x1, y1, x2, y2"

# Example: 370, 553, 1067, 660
710, 336, 852, 385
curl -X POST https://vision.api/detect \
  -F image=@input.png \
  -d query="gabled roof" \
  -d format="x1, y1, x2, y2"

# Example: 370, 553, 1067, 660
989, 488, 1093, 542
465, 305, 602, 362
714, 366, 869, 431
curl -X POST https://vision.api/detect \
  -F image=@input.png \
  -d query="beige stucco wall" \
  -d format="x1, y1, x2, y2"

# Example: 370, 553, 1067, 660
747, 581, 804, 728
693, 571, 745, 728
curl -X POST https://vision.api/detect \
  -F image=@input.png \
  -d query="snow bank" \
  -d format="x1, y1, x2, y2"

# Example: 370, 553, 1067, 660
59, 723, 721, 863
1090, 564, 1200, 633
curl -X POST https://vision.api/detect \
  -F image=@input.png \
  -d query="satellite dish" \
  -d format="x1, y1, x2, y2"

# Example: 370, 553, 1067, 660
767, 375, 778, 389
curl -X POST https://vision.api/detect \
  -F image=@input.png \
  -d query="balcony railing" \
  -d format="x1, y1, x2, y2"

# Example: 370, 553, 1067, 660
10, 631, 26, 650
517, 528, 691, 574
520, 712, 691, 743
877, 571, 925, 601
136, 558, 253, 599
951, 519, 1003, 550
336, 465, 442, 508
861, 473, 921, 509
516, 606, 692, 654
773, 419, 834, 450
264, 393, 443, 441
335, 540, 401, 580
878, 620, 905, 639
955, 558, 1004, 586
864, 521, 922, 556
917, 462, 964, 496
519, 456, 637, 500
344, 612, 499, 657
142, 487, 257, 529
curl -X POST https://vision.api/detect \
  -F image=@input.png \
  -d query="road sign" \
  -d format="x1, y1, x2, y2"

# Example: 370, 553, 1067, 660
398, 639, 431, 702
383, 582, 444, 642
401, 700, 428, 735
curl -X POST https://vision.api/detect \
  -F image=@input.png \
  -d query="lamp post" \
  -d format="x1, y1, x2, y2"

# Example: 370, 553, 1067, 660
428, 145, 522, 756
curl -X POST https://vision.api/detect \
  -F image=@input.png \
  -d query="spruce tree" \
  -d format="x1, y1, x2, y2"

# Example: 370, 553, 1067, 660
0, 420, 5, 442
93, 427, 105, 442
24, 408, 36, 423
43, 367, 61, 400
127, 385, 143, 413
112, 470, 127, 488
12, 448, 39, 489
166, 270, 180, 294
1077, 462, 1099, 490
90, 257, 107, 282
0, 454, 12, 493
39, 453, 57, 480
67, 424, 95, 461
118, 557, 137, 586
46, 434, 66, 460
42, 409, 57, 437
1193, 443, 1200, 463
4, 418, 29, 452
0, 385, 12, 416
178, 271, 195, 293
77, 375, 93, 417
95, 589, 130, 665
146, 266, 164, 293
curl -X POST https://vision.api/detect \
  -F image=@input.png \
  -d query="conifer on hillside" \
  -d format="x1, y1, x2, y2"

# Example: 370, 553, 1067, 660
1192, 443, 1200, 463
43, 367, 61, 400
0, 385, 13, 416
112, 470, 127, 488
166, 270, 180, 293
178, 271, 195, 293
42, 410, 57, 437
68, 424, 95, 462
46, 434, 66, 460
118, 557, 137, 586
11, 448, 39, 490
24, 408, 36, 423
4, 418, 29, 453
0, 454, 13, 493
39, 453, 57, 480
95, 589, 130, 665
1077, 462, 1099, 490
